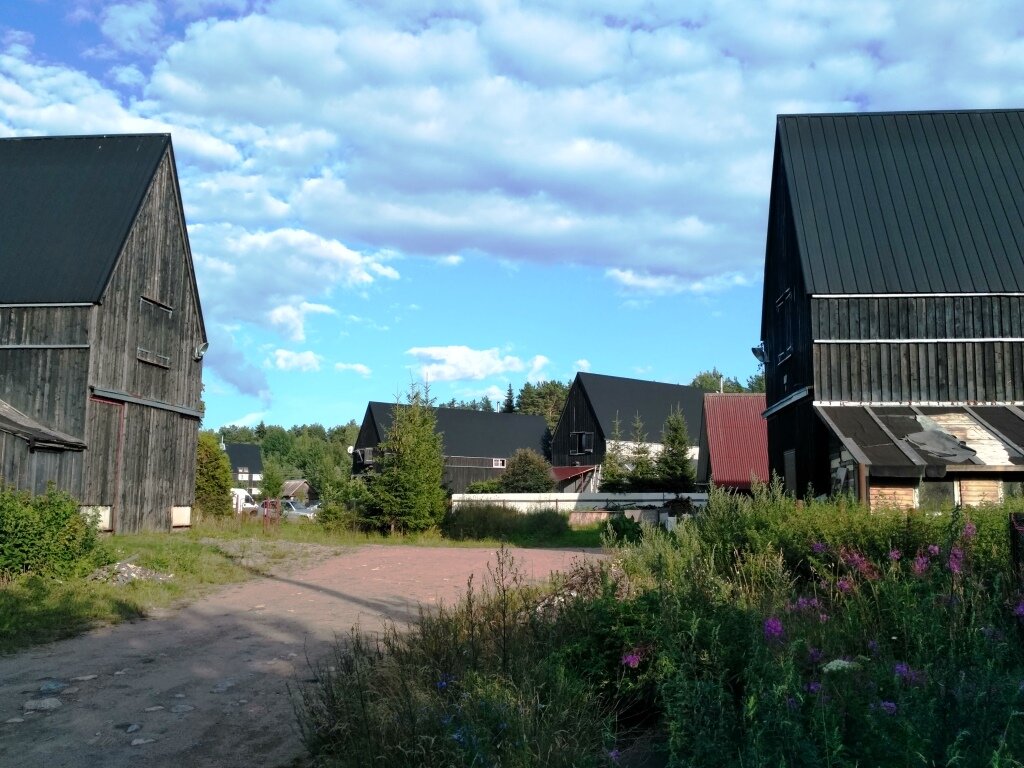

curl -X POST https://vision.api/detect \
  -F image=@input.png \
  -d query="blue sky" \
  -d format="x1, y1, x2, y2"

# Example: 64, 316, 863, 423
3, 1, 1023, 430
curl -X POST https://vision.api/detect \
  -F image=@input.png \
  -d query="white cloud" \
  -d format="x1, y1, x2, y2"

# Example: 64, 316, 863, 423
99, 2, 164, 55
267, 301, 335, 341
575, 358, 591, 372
335, 362, 372, 377
406, 345, 526, 382
439, 254, 463, 266
224, 410, 268, 427
606, 269, 685, 295
527, 355, 550, 383
272, 349, 322, 371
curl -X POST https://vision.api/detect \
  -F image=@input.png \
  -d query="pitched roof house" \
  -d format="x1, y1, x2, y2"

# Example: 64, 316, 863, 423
550, 372, 705, 489
353, 403, 549, 492
0, 134, 206, 532
760, 110, 1024, 508
699, 393, 769, 491
224, 442, 263, 494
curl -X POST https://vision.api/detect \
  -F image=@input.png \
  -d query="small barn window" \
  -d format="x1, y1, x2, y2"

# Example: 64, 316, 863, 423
570, 431, 595, 455
776, 289, 794, 364
493, 458, 507, 469
137, 296, 174, 369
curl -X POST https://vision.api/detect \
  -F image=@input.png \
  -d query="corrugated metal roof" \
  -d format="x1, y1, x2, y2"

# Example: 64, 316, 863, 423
0, 398, 86, 450
224, 443, 263, 473
575, 372, 705, 443
777, 110, 1024, 294
365, 403, 549, 458
703, 393, 768, 489
816, 404, 1024, 477
0, 134, 169, 303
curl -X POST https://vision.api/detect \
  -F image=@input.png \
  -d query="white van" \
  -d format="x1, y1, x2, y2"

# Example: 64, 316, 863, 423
231, 488, 258, 514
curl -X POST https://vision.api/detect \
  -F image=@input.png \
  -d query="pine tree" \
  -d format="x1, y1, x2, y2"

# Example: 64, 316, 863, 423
599, 412, 629, 492
656, 406, 697, 492
366, 383, 447, 534
627, 412, 658, 491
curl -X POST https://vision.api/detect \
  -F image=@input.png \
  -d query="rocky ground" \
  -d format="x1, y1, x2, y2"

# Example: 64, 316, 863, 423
0, 544, 601, 768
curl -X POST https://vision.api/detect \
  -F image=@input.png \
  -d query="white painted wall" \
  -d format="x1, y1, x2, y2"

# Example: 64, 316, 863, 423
450, 491, 708, 514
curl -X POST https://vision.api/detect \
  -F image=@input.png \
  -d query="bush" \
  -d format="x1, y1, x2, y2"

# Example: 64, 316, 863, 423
499, 449, 555, 493
465, 479, 503, 494
442, 504, 569, 542
194, 431, 232, 519
605, 513, 644, 544
0, 483, 102, 579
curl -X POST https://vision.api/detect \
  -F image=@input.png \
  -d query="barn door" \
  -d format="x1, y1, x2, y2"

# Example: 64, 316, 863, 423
85, 396, 126, 532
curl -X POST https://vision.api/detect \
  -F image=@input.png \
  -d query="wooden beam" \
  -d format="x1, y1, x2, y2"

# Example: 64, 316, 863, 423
865, 406, 928, 466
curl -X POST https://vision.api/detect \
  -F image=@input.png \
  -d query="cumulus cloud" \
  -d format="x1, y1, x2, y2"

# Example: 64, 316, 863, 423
224, 410, 268, 427
336, 362, 372, 377
267, 301, 335, 341
606, 269, 686, 295
575, 359, 591, 372
272, 349, 322, 371
406, 345, 527, 382
202, 332, 270, 401
99, 2, 165, 55
527, 355, 550, 383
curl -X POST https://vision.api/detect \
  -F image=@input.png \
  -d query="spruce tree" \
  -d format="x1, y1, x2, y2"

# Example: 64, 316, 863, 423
656, 406, 697, 492
627, 412, 658, 491
599, 412, 629, 492
502, 383, 516, 413
366, 383, 447, 533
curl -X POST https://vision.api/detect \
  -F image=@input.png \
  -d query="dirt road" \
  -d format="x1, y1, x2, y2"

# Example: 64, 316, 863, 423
0, 544, 601, 768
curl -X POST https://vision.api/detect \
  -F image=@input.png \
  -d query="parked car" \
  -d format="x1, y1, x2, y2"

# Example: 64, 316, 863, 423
261, 499, 315, 520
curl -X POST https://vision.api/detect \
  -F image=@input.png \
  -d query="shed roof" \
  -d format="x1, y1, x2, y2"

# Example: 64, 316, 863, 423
0, 133, 170, 303
574, 372, 705, 441
703, 393, 768, 490
364, 402, 548, 458
777, 110, 1024, 295
224, 443, 263, 474
816, 404, 1024, 478
0, 399, 86, 451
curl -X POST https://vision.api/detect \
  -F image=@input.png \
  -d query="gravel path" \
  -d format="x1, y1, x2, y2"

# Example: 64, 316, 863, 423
0, 544, 601, 768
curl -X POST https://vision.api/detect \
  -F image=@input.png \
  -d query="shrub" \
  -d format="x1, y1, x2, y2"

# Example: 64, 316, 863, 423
0, 483, 102, 579
465, 479, 503, 494
194, 431, 232, 519
442, 504, 569, 542
499, 449, 555, 493
605, 513, 643, 544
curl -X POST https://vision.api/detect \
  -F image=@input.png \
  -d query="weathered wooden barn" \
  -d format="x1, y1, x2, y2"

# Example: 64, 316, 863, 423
549, 372, 705, 489
760, 110, 1024, 508
698, 393, 769, 491
353, 403, 548, 492
0, 134, 206, 532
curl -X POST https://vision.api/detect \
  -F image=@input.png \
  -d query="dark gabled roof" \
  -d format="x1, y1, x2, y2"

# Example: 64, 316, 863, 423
703, 393, 768, 490
364, 402, 548, 458
776, 110, 1024, 295
0, 134, 170, 303
224, 443, 263, 474
574, 372, 705, 441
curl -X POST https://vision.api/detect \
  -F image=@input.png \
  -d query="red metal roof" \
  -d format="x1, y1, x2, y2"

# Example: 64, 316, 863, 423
704, 393, 768, 490
552, 466, 596, 482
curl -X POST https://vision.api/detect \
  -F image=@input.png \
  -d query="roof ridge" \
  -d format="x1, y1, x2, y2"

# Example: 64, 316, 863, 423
778, 108, 1024, 119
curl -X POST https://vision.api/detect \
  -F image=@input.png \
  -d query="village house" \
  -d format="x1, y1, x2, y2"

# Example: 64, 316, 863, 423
698, 392, 769, 491
760, 110, 1024, 508
0, 134, 206, 532
224, 442, 263, 495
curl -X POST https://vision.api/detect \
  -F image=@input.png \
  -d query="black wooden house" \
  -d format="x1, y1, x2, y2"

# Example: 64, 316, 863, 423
0, 134, 207, 532
353, 403, 548, 492
549, 372, 705, 488
760, 110, 1024, 508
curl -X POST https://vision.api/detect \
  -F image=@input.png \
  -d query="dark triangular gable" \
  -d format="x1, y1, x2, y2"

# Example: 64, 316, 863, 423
0, 134, 173, 303
776, 109, 1024, 295
575, 372, 705, 442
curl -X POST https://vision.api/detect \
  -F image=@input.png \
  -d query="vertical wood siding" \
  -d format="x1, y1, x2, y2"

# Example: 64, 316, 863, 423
0, 306, 90, 346
0, 432, 84, 494
0, 348, 89, 438
549, 381, 604, 467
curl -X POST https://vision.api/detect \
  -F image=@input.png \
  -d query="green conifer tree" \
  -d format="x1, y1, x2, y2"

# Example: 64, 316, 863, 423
599, 412, 629, 492
656, 406, 697, 492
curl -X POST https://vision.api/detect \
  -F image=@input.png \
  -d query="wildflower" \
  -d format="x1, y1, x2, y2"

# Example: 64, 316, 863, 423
1013, 600, 1024, 618
963, 520, 977, 539
823, 658, 860, 673
808, 647, 825, 664
888, 549, 901, 561
948, 546, 965, 575
867, 639, 879, 655
819, 612, 830, 623
894, 662, 925, 686
913, 555, 930, 575
928, 544, 941, 557
621, 651, 641, 669
436, 674, 455, 691
805, 680, 822, 694
811, 541, 827, 554
786, 696, 799, 711
837, 577, 854, 593
607, 748, 622, 763
880, 701, 898, 715
763, 616, 784, 641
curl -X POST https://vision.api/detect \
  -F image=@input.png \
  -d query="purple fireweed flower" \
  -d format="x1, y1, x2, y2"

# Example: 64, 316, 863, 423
913, 555, 930, 575
928, 544, 941, 557
786, 696, 799, 711
819, 612, 830, 624
963, 521, 977, 539
867, 639, 879, 655
880, 701, 897, 715
837, 577, 854, 593
763, 616, 784, 641
811, 541, 827, 554
607, 748, 621, 763
805, 680, 822, 694
1013, 600, 1024, 618
808, 647, 825, 664
948, 546, 965, 575
894, 662, 925, 686
889, 549, 901, 561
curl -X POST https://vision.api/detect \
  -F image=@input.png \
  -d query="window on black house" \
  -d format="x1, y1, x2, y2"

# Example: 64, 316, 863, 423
570, 432, 594, 455
137, 296, 174, 368
776, 288, 794, 364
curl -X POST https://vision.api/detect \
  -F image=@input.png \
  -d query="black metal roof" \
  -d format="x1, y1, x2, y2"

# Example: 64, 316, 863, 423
777, 110, 1024, 294
0, 134, 169, 303
362, 402, 548, 458
224, 442, 263, 474
573, 372, 705, 441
